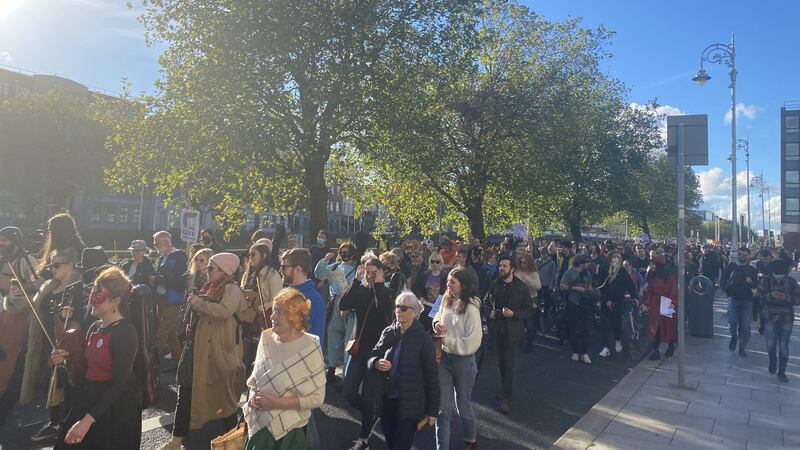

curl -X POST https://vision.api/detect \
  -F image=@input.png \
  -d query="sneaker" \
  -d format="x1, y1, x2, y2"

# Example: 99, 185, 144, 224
348, 439, 370, 450
599, 347, 611, 358
615, 340, 623, 353
580, 354, 592, 365
729, 337, 737, 352
30, 423, 59, 442
649, 348, 660, 361
778, 373, 790, 383
571, 353, 580, 361
769, 357, 777, 374
665, 343, 676, 358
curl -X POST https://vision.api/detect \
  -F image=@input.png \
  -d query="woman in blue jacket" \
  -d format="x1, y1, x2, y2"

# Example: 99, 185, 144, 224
369, 291, 440, 450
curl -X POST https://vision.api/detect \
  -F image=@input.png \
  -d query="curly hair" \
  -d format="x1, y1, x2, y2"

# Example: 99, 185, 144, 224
273, 288, 311, 333
95, 266, 133, 314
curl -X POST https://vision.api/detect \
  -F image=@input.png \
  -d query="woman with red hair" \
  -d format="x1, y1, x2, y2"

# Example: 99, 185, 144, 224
641, 257, 678, 360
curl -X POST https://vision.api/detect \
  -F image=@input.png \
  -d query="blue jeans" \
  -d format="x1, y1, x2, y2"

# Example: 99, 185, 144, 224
728, 298, 753, 351
763, 316, 793, 372
343, 353, 377, 439
435, 353, 478, 450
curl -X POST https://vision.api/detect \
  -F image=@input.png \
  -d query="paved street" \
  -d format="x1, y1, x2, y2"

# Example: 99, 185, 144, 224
552, 291, 800, 450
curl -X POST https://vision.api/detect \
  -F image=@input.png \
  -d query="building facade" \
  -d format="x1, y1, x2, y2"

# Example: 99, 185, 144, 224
781, 103, 800, 251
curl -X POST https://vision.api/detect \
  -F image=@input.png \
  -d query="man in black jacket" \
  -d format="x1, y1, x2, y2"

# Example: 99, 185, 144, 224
483, 255, 533, 414
722, 246, 759, 356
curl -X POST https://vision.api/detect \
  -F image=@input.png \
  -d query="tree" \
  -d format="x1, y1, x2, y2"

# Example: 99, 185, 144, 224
341, 0, 616, 240
103, 0, 475, 237
0, 90, 110, 224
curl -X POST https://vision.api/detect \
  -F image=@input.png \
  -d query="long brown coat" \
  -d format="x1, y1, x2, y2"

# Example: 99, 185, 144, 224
188, 283, 247, 430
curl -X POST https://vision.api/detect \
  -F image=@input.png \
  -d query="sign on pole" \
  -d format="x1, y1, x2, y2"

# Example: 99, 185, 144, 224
180, 209, 200, 243
667, 115, 708, 390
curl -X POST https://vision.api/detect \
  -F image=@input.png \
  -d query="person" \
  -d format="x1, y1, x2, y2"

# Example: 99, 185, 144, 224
759, 260, 799, 382
152, 231, 188, 372
0, 227, 38, 426
309, 230, 329, 276
22, 248, 83, 442
598, 253, 637, 358
483, 255, 533, 413
432, 268, 481, 450
380, 252, 407, 300
186, 248, 212, 294
699, 245, 721, 285
452, 248, 479, 291
721, 246, 759, 356
339, 256, 394, 450
641, 256, 678, 360
198, 228, 224, 253
315, 242, 358, 382
536, 248, 557, 337
242, 288, 326, 449
515, 252, 541, 353
281, 248, 326, 345
622, 259, 645, 300
159, 253, 248, 450
406, 250, 427, 292
240, 243, 282, 373
51, 267, 142, 449
411, 254, 448, 331
369, 291, 439, 450
122, 240, 155, 287
480, 250, 498, 299
37, 213, 86, 279
559, 255, 594, 364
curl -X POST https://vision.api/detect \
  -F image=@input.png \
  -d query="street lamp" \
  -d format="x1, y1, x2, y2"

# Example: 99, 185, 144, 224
695, 34, 738, 257
737, 137, 750, 245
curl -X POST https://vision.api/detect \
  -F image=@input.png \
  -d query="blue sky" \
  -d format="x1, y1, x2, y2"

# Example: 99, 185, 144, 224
1, 0, 795, 232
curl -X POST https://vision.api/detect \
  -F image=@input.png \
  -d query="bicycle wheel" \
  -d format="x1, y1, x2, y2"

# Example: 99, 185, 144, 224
621, 312, 641, 361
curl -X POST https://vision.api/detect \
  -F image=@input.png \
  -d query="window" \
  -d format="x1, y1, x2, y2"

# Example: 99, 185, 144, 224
91, 206, 102, 223
787, 115, 800, 130
106, 206, 116, 223
335, 202, 340, 213
787, 198, 800, 216
119, 207, 129, 224
787, 171, 800, 189
132, 208, 140, 225
788, 143, 800, 161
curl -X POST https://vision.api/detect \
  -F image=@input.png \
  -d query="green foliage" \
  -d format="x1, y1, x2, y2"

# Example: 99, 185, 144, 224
0, 90, 110, 222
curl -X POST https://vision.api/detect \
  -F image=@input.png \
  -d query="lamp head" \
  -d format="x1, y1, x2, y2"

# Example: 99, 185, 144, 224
692, 68, 711, 86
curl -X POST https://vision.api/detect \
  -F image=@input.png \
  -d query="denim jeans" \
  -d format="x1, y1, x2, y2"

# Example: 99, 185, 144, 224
763, 316, 793, 373
435, 353, 478, 450
600, 301, 622, 349
566, 301, 590, 354
494, 333, 517, 396
728, 298, 753, 351
343, 353, 377, 439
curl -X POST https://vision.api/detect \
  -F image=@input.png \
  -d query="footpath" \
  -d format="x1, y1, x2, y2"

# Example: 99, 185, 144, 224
550, 289, 800, 450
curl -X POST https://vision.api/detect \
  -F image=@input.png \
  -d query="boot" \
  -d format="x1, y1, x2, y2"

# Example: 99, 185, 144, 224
665, 342, 676, 357
649, 344, 660, 361
778, 356, 790, 382
499, 395, 512, 415
768, 354, 777, 375
728, 336, 737, 352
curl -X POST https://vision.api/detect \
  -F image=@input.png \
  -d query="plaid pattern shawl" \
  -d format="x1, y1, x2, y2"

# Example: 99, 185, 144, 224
242, 331, 326, 440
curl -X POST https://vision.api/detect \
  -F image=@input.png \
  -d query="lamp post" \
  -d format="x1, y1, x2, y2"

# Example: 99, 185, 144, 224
694, 34, 738, 257
737, 137, 751, 245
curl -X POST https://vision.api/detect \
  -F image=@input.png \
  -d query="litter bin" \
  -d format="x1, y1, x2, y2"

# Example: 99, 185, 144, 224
687, 275, 714, 338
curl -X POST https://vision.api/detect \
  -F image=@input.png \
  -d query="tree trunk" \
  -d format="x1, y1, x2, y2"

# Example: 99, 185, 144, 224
569, 222, 583, 242
640, 219, 651, 239
465, 202, 485, 241
304, 156, 328, 245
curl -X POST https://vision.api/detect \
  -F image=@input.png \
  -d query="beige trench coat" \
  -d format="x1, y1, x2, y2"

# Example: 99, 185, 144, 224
188, 283, 247, 430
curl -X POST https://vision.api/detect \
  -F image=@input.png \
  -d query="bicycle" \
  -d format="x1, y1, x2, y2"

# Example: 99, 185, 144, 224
620, 298, 644, 361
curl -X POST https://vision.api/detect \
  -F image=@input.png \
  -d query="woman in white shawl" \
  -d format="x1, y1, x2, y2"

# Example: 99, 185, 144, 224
243, 288, 326, 449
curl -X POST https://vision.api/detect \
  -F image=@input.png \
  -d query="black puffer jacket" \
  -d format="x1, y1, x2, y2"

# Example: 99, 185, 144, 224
368, 320, 440, 420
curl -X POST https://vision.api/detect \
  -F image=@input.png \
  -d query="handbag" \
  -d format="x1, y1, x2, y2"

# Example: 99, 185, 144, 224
211, 414, 247, 450
346, 295, 373, 357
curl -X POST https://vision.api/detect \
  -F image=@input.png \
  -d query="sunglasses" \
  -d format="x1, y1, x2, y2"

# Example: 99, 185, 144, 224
395, 304, 414, 312
50, 261, 70, 270
431, 260, 442, 264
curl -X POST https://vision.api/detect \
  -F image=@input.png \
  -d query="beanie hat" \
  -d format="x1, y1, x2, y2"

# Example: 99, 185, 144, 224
0, 226, 22, 245
255, 238, 273, 253
209, 252, 240, 276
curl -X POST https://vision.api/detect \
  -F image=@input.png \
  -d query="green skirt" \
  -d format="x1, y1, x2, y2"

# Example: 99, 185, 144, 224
244, 426, 307, 450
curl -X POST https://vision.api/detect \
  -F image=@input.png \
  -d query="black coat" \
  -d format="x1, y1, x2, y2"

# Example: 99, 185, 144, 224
368, 320, 440, 420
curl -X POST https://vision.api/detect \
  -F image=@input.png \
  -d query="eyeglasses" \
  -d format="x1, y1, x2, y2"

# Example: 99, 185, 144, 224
395, 305, 414, 312
430, 261, 442, 265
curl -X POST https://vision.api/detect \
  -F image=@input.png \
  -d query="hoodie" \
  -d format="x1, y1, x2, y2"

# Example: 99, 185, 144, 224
432, 297, 482, 356
292, 279, 327, 348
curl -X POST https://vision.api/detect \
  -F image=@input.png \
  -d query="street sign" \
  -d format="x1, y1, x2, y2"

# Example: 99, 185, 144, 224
667, 114, 708, 166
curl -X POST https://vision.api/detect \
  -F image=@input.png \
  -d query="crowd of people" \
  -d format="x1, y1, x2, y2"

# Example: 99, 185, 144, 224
0, 213, 798, 450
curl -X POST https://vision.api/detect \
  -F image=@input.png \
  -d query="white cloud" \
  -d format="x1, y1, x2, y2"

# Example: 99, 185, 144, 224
629, 103, 687, 141
697, 166, 781, 231
724, 103, 764, 124
0, 51, 12, 64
